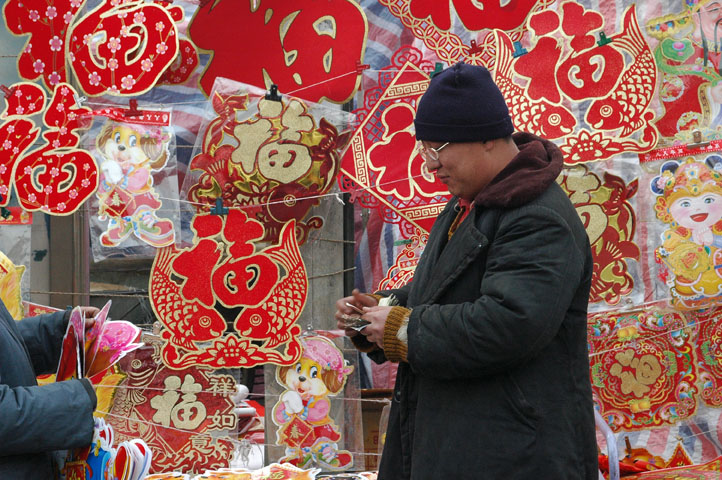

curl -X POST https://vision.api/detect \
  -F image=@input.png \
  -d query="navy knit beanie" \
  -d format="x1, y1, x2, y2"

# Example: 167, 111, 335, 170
414, 62, 514, 142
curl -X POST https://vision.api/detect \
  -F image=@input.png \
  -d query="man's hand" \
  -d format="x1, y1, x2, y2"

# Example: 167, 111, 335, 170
359, 305, 393, 348
334, 289, 377, 337
78, 306, 100, 332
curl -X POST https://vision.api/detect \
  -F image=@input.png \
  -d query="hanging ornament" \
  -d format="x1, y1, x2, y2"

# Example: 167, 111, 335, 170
150, 209, 307, 369
338, 46, 452, 239
188, 0, 368, 103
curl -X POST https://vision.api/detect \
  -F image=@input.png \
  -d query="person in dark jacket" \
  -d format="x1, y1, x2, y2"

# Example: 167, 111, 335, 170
0, 300, 98, 479
336, 62, 598, 479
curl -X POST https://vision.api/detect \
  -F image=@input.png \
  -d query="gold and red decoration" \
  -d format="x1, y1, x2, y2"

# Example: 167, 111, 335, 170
338, 46, 452, 239
624, 456, 722, 478
378, 0, 553, 69
279, 416, 315, 449
0, 250, 25, 320
645, 0, 722, 144
558, 165, 640, 305
664, 442, 694, 469
378, 229, 428, 291
23, 300, 60, 318
0, 82, 98, 215
496, 3, 658, 162
150, 209, 307, 369
157, 38, 200, 87
646, 151, 722, 309
187, 83, 352, 246
272, 335, 354, 470
588, 307, 698, 431
4, 0, 182, 95
188, 0, 368, 104
100, 339, 237, 474
690, 307, 722, 407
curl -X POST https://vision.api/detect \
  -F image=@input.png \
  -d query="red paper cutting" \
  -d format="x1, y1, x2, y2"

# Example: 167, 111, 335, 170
558, 165, 640, 305
67, 0, 180, 96
378, 229, 428, 291
4, 0, 182, 95
150, 210, 306, 369
187, 85, 351, 245
588, 308, 698, 431
338, 46, 452, 239
378, 0, 551, 68
408, 0, 540, 31
103, 341, 237, 474
188, 0, 368, 103
157, 39, 199, 86
496, 3, 659, 163
3, 0, 84, 90
0, 82, 98, 215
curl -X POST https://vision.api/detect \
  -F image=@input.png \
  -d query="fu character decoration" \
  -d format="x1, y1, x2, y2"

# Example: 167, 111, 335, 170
149, 207, 308, 370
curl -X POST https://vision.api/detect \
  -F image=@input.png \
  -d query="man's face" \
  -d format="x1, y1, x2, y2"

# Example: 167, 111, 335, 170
420, 141, 495, 200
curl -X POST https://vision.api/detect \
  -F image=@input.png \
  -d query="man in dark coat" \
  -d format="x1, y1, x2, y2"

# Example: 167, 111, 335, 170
336, 62, 598, 479
0, 300, 97, 479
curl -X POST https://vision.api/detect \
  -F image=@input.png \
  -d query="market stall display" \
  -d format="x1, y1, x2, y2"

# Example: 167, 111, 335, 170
6, 0, 722, 477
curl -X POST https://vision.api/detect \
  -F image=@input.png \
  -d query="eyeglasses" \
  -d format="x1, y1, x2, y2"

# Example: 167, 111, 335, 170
417, 141, 450, 163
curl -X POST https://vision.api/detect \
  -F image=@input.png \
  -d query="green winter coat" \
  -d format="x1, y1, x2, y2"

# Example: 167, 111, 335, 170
0, 302, 96, 479
371, 132, 598, 479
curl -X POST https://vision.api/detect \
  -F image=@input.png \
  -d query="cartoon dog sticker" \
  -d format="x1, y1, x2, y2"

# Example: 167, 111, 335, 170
273, 335, 354, 470
95, 122, 175, 248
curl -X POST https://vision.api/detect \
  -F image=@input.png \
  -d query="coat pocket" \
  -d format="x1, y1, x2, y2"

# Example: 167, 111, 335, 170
502, 373, 541, 431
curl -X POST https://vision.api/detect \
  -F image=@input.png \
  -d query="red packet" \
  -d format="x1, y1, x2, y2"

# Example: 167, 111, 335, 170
86, 320, 142, 381
56, 308, 84, 381
114, 442, 132, 480
85, 300, 111, 374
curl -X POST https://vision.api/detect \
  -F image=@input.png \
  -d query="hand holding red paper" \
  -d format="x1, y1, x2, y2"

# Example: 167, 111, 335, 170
56, 300, 143, 383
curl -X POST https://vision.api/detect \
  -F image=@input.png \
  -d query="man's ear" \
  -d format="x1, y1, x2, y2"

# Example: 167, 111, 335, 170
481, 138, 497, 152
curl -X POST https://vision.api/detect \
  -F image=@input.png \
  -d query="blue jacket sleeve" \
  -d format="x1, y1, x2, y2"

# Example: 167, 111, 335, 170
16, 309, 68, 375
0, 378, 96, 455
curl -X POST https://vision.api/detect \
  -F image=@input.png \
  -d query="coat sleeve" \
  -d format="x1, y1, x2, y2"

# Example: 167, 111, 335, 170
407, 205, 588, 379
379, 283, 412, 307
16, 309, 69, 375
349, 283, 414, 364
0, 378, 97, 455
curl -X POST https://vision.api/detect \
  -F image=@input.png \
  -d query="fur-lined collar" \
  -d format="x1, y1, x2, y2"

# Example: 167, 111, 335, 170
473, 131, 563, 208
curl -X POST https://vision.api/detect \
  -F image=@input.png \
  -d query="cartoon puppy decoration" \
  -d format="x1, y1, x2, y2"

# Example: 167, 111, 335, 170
273, 335, 354, 470
95, 121, 175, 248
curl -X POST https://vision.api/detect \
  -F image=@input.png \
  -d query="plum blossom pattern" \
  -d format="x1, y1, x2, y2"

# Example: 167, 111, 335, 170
3, 0, 181, 95
0, 82, 98, 214
157, 39, 199, 86
68, 1, 180, 95
4, 0, 84, 89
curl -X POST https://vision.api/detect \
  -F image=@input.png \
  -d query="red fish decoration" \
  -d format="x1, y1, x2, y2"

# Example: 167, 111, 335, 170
150, 209, 306, 369
494, 30, 577, 140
